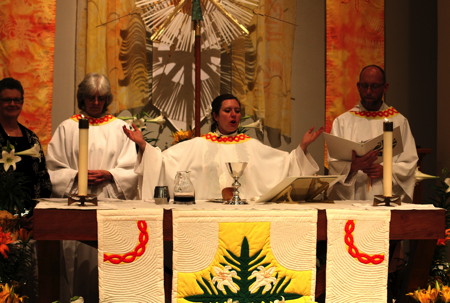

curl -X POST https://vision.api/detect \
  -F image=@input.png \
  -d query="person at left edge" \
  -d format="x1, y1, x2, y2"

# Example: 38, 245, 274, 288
47, 73, 138, 199
0, 77, 52, 201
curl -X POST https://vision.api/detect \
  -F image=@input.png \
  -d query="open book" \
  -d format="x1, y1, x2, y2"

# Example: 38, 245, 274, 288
256, 175, 343, 203
323, 126, 403, 162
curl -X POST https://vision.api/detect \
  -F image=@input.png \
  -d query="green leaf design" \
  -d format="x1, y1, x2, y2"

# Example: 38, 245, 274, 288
183, 237, 304, 302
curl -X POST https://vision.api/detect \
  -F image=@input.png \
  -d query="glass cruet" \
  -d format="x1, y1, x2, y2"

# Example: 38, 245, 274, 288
173, 171, 195, 204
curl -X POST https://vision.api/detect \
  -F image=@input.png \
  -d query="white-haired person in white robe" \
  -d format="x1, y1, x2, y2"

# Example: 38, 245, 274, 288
46, 73, 138, 302
328, 65, 418, 202
123, 93, 324, 201
47, 73, 138, 199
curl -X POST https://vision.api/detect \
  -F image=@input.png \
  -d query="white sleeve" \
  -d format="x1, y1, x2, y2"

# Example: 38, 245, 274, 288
106, 131, 139, 200
289, 145, 320, 176
135, 143, 163, 200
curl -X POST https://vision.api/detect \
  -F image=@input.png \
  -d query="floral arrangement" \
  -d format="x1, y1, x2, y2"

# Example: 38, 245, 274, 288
0, 282, 28, 302
0, 210, 33, 295
407, 168, 450, 302
172, 129, 194, 145
407, 281, 450, 303
0, 142, 41, 299
0, 142, 41, 215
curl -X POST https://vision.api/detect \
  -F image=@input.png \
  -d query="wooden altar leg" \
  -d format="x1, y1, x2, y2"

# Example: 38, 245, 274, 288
36, 240, 60, 303
164, 209, 173, 303
164, 241, 173, 303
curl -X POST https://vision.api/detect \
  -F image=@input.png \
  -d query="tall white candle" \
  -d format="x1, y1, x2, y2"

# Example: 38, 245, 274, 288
383, 120, 393, 197
78, 118, 89, 196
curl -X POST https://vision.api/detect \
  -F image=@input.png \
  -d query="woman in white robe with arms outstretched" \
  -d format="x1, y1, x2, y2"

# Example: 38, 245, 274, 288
123, 93, 323, 201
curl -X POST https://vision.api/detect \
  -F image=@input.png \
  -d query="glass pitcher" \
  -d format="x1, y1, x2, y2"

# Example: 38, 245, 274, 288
173, 171, 195, 204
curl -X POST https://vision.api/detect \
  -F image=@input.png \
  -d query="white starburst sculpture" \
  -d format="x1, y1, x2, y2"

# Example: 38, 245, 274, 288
136, 0, 259, 136
136, 0, 259, 52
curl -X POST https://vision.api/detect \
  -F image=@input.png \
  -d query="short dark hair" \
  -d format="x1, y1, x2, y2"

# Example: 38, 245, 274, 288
359, 65, 386, 83
0, 77, 24, 97
210, 94, 241, 132
77, 73, 113, 114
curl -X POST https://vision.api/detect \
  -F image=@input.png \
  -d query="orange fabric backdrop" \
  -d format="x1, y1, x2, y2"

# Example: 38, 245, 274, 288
325, 0, 385, 133
0, 0, 56, 147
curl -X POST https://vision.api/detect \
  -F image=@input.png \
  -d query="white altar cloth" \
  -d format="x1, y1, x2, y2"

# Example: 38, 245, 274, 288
36, 198, 441, 211
34, 199, 443, 303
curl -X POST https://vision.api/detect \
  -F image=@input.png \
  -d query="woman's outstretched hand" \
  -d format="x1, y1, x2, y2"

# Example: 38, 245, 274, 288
122, 124, 147, 152
300, 126, 324, 152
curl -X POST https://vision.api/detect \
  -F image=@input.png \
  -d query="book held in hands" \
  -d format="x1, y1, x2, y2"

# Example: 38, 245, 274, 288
323, 126, 403, 162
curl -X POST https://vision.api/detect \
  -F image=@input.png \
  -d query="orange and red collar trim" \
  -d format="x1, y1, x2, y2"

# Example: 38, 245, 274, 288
349, 106, 399, 119
202, 132, 251, 144
71, 114, 116, 126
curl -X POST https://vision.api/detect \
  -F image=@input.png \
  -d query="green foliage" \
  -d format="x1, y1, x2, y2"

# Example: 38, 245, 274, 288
184, 237, 303, 302
428, 168, 450, 287
0, 240, 32, 285
430, 259, 450, 286
0, 171, 33, 215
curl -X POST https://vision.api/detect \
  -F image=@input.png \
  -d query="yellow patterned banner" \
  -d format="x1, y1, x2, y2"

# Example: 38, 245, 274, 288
0, 0, 56, 146
172, 209, 318, 302
325, 0, 384, 133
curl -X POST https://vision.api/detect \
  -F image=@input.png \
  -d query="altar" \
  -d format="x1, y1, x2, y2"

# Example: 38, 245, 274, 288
34, 199, 445, 303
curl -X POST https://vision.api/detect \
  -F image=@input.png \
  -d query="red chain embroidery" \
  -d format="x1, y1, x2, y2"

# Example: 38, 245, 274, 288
344, 220, 385, 265
349, 107, 399, 119
103, 220, 149, 264
71, 114, 116, 126
203, 133, 251, 144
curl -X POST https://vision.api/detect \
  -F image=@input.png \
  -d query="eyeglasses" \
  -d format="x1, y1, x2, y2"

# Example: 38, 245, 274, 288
86, 95, 108, 102
357, 82, 385, 90
0, 97, 24, 104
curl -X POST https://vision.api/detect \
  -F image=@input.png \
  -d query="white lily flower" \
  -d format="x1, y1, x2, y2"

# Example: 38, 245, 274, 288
211, 265, 239, 293
132, 117, 147, 130
147, 114, 166, 126
415, 168, 439, 182
16, 143, 41, 160
241, 119, 263, 132
0, 149, 22, 171
249, 265, 277, 293
445, 178, 450, 193
274, 296, 286, 303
